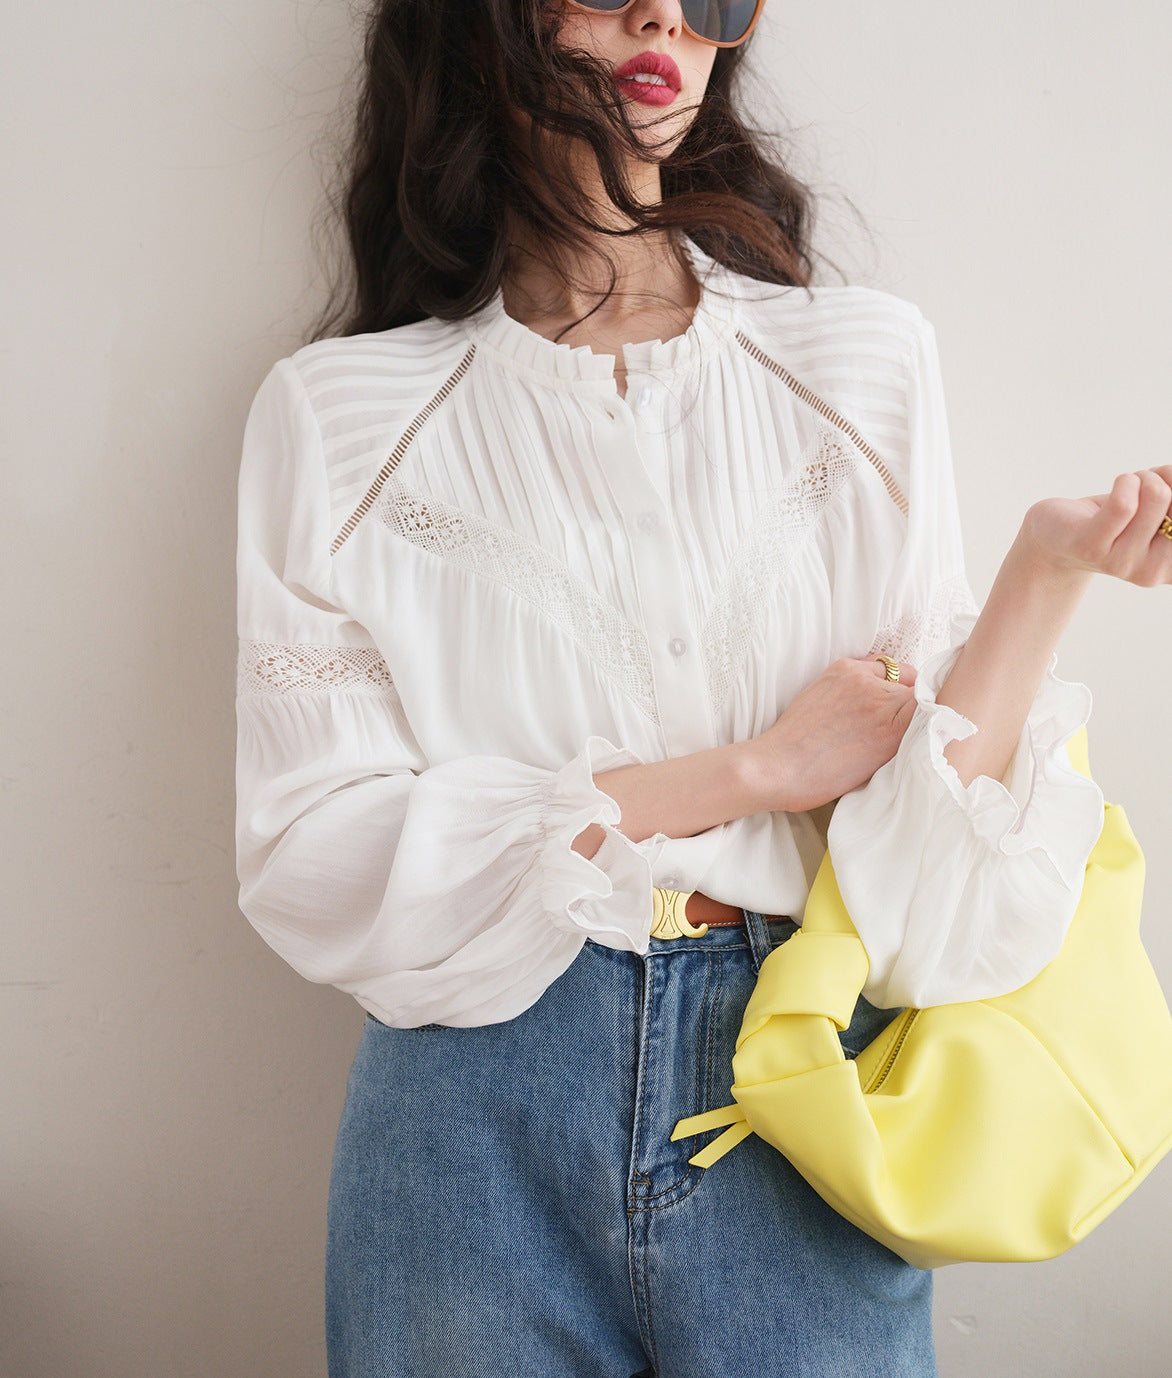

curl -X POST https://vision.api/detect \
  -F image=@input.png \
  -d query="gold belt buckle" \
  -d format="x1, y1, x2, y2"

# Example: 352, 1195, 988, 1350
651, 886, 709, 940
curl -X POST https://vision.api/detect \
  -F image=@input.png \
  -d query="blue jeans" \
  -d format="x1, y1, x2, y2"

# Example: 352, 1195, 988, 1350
326, 911, 937, 1377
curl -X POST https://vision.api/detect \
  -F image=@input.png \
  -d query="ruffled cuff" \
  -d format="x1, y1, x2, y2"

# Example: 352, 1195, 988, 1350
911, 609, 1105, 887
827, 609, 1107, 1009
539, 734, 666, 954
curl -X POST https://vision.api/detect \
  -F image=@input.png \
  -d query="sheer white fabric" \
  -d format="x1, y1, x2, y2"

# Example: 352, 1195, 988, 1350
235, 236, 1104, 1025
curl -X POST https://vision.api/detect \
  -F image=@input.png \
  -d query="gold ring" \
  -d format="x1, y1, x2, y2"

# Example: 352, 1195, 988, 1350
1158, 514, 1172, 541
876, 654, 901, 683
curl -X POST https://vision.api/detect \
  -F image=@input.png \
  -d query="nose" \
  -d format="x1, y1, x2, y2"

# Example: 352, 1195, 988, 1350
621, 0, 685, 39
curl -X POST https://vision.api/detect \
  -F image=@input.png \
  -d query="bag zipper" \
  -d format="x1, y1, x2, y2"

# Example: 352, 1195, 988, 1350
863, 1008, 920, 1093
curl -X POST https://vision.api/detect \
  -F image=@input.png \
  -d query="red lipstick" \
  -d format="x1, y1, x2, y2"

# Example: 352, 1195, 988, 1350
613, 50, 681, 106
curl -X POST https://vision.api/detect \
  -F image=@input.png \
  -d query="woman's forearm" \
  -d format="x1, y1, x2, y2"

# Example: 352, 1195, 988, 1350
934, 528, 1094, 789
571, 740, 766, 860
572, 527, 1097, 862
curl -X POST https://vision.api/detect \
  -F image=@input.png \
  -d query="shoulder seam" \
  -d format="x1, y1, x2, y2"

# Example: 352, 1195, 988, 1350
266, 356, 348, 611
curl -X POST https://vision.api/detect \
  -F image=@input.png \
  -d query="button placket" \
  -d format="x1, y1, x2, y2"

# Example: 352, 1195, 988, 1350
593, 399, 713, 758
618, 381, 655, 420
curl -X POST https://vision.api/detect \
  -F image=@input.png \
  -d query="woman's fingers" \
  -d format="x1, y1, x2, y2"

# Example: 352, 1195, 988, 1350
1094, 471, 1171, 537
894, 690, 919, 733
1076, 469, 1172, 586
1145, 467, 1172, 586
1088, 472, 1143, 549
1022, 469, 1171, 585
1131, 468, 1172, 532
1110, 470, 1172, 574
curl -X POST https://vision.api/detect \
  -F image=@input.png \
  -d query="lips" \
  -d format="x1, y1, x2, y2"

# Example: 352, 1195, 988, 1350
613, 49, 683, 96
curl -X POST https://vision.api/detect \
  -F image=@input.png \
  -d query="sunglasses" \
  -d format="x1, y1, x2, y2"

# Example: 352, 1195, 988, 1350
563, 0, 765, 49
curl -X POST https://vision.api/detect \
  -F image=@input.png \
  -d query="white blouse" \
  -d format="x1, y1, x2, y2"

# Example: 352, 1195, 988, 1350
235, 235, 1105, 1026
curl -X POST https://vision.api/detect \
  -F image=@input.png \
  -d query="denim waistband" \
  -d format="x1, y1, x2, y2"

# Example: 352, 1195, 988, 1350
645, 908, 798, 973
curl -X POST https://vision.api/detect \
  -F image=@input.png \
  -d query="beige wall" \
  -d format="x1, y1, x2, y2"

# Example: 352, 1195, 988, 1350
5, 2, 1170, 1374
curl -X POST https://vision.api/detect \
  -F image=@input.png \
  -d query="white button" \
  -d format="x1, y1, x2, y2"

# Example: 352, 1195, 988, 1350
668, 637, 688, 657
662, 874, 679, 889
637, 386, 653, 408
637, 510, 659, 532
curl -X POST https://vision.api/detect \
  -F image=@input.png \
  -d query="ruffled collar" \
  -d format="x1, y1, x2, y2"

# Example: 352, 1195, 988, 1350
460, 234, 742, 386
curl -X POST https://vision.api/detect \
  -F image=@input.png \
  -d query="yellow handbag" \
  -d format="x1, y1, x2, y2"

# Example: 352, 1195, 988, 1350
670, 725, 1172, 1270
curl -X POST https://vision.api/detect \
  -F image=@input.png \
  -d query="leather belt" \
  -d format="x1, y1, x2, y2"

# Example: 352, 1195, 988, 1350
651, 887, 789, 940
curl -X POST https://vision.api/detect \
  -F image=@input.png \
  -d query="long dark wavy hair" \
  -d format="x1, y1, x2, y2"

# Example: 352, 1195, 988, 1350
305, 0, 846, 345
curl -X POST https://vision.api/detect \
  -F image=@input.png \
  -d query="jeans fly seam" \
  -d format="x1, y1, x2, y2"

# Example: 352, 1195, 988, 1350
635, 1211, 661, 1371
629, 954, 656, 1199
703, 951, 725, 1152
694, 951, 713, 1137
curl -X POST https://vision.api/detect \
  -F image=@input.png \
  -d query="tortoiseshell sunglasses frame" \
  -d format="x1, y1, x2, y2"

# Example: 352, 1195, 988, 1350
563, 0, 766, 49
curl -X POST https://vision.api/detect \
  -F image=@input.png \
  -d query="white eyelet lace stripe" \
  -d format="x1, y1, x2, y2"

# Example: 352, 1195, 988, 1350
373, 474, 661, 723
868, 572, 979, 667
703, 417, 858, 714
237, 641, 401, 699
735, 330, 910, 516
329, 345, 477, 556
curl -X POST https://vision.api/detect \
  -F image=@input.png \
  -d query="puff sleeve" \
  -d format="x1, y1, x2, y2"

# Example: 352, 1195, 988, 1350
825, 316, 1106, 1010
235, 360, 664, 1027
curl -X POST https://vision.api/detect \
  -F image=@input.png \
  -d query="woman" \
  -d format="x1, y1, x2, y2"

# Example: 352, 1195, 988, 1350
235, 1, 1172, 1373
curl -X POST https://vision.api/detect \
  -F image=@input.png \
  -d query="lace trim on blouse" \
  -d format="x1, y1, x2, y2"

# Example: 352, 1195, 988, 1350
703, 416, 858, 713
237, 641, 401, 700
339, 424, 899, 726
372, 475, 660, 722
313, 342, 919, 724
867, 572, 980, 667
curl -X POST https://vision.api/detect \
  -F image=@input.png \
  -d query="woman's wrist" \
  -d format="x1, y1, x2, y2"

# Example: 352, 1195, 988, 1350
935, 525, 1094, 788
1012, 516, 1100, 591
730, 737, 793, 815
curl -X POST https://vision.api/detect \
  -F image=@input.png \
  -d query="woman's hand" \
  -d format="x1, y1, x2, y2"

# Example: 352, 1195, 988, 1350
1020, 465, 1172, 585
745, 466, 1172, 818
748, 657, 920, 814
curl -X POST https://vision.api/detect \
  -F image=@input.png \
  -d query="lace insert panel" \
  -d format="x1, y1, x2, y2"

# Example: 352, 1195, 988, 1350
372, 475, 660, 724
867, 572, 980, 667
238, 641, 402, 701
703, 417, 859, 715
